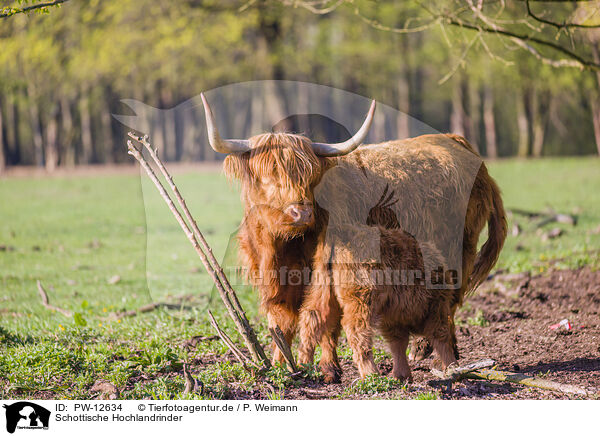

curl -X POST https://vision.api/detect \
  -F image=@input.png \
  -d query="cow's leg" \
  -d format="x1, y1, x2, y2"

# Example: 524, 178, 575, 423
383, 329, 412, 381
408, 336, 433, 362
424, 314, 458, 370
318, 299, 342, 383
431, 337, 458, 370
338, 294, 378, 378
298, 284, 343, 383
267, 303, 298, 366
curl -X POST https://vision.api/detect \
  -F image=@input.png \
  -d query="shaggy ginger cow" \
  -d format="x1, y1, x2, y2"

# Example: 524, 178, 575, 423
200, 94, 507, 381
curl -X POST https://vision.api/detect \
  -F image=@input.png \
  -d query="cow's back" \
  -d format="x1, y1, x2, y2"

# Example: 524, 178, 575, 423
314, 134, 483, 284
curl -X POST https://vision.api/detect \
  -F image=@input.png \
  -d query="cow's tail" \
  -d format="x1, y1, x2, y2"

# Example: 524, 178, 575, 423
468, 177, 507, 293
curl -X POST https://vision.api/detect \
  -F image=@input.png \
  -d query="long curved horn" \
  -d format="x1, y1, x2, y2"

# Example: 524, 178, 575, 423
311, 100, 376, 157
201, 93, 250, 154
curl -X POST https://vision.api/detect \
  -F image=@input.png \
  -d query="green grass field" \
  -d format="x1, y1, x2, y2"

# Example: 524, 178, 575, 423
1, 157, 599, 399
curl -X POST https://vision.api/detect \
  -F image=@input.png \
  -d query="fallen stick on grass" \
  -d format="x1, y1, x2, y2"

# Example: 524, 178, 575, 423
126, 133, 269, 368
465, 368, 592, 396
508, 208, 577, 227
111, 302, 189, 319
182, 363, 203, 395
430, 359, 496, 383
430, 359, 592, 396
36, 280, 72, 317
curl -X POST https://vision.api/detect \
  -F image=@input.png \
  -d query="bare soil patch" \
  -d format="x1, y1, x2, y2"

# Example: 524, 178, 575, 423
283, 267, 600, 399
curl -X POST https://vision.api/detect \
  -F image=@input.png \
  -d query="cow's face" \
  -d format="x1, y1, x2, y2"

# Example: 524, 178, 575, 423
199, 93, 376, 237
224, 133, 329, 237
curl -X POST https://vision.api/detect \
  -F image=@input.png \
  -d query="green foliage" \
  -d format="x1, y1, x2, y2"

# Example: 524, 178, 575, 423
466, 310, 489, 327
0, 158, 598, 399
343, 374, 404, 396
0, 0, 598, 167
413, 391, 438, 400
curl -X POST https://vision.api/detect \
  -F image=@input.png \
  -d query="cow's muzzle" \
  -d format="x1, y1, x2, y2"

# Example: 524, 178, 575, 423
284, 203, 314, 226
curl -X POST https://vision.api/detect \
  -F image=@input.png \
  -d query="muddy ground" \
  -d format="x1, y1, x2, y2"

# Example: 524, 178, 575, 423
275, 267, 600, 399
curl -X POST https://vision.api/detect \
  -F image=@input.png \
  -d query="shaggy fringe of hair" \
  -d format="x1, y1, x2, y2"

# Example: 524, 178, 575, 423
224, 133, 323, 196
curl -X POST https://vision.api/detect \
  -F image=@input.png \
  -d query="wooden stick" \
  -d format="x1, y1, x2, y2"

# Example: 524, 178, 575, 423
430, 358, 496, 382
430, 359, 592, 396
182, 362, 203, 395
111, 302, 189, 319
126, 135, 269, 368
465, 368, 592, 396
508, 208, 577, 227
207, 310, 255, 368
269, 325, 298, 372
128, 132, 268, 366
36, 280, 72, 317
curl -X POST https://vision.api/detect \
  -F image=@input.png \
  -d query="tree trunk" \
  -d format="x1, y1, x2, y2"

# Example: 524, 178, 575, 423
450, 78, 465, 137
263, 80, 285, 128
482, 85, 497, 159
27, 83, 44, 166
397, 71, 410, 139
516, 88, 529, 157
409, 33, 424, 125
60, 96, 75, 167
180, 107, 196, 162
250, 88, 264, 136
0, 99, 6, 174
100, 97, 114, 164
592, 97, 600, 156
160, 87, 176, 162
372, 109, 385, 143
5, 93, 20, 164
79, 92, 93, 164
591, 42, 600, 156
465, 80, 480, 152
44, 104, 59, 172
530, 89, 549, 158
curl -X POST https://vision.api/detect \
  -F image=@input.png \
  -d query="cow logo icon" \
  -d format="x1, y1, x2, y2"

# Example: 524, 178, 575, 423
2, 402, 50, 433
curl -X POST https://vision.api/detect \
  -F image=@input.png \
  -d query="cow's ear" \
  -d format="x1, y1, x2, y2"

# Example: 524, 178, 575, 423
223, 153, 251, 182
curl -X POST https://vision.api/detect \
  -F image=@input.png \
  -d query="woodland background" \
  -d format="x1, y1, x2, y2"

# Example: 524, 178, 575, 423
0, 0, 600, 173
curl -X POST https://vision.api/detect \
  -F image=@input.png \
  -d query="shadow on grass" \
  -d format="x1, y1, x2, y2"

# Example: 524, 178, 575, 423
0, 326, 34, 347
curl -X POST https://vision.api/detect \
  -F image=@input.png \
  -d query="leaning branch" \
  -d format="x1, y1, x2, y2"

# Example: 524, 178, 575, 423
128, 132, 267, 366
126, 133, 270, 368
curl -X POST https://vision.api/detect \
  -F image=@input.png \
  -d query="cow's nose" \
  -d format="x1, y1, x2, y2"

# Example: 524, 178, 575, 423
284, 204, 314, 225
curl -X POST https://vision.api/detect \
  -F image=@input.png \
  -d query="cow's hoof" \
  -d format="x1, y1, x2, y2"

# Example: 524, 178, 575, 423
408, 337, 433, 361
389, 371, 413, 383
321, 364, 342, 384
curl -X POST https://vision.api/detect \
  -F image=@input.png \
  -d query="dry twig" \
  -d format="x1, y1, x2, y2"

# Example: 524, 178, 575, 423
430, 359, 593, 396
269, 325, 298, 372
207, 310, 255, 368
36, 280, 72, 317
126, 133, 269, 368
110, 302, 188, 319
465, 368, 592, 396
182, 363, 203, 395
